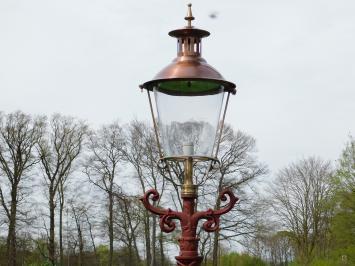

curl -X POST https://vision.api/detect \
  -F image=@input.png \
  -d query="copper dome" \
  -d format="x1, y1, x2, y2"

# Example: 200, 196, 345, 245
140, 4, 236, 95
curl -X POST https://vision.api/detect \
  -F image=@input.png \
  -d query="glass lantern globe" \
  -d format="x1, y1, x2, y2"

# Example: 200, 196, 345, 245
140, 12, 236, 160
154, 81, 224, 157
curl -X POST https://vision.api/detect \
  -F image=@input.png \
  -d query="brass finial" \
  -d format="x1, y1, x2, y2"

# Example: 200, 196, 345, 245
185, 3, 195, 28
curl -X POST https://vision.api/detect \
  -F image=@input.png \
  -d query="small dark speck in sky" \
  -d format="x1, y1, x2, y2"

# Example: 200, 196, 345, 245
209, 12, 218, 19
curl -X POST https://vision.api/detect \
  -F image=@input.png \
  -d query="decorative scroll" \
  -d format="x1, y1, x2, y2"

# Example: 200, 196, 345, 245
141, 188, 239, 234
193, 189, 239, 232
141, 188, 238, 266
140, 189, 182, 233
140, 189, 164, 216
160, 210, 179, 233
201, 210, 220, 232
213, 189, 239, 216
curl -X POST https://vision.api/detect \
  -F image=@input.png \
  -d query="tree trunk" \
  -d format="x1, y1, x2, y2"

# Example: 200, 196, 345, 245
49, 189, 56, 265
145, 211, 151, 266
128, 241, 133, 264
7, 187, 17, 266
86, 214, 98, 265
212, 197, 222, 266
159, 232, 164, 266
124, 200, 141, 265
151, 214, 156, 266
108, 193, 114, 266
133, 234, 141, 265
212, 231, 219, 266
59, 185, 64, 266
78, 223, 84, 266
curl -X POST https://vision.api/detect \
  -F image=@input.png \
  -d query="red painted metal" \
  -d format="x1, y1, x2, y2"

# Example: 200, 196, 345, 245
140, 189, 238, 266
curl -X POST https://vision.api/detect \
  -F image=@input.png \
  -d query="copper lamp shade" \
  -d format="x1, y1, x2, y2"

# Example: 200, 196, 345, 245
140, 6, 236, 96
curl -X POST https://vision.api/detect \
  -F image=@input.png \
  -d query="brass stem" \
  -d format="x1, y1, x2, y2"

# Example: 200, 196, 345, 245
184, 157, 193, 186
182, 157, 197, 197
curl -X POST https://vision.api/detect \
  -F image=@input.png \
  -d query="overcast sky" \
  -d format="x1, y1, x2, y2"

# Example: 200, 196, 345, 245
0, 0, 354, 174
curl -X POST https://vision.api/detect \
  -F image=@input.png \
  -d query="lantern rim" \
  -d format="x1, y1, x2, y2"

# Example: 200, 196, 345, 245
160, 155, 219, 163
141, 78, 236, 96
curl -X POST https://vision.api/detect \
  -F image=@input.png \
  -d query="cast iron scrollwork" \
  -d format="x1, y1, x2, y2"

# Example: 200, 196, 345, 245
160, 210, 180, 233
140, 188, 239, 234
200, 210, 220, 232
193, 189, 239, 232
140, 189, 182, 233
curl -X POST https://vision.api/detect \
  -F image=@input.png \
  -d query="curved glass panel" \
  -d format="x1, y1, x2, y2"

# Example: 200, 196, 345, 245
154, 85, 224, 157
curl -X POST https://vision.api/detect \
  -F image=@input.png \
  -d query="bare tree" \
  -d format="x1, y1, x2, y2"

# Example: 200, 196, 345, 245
62, 185, 100, 266
37, 114, 87, 265
244, 230, 294, 266
0, 111, 44, 266
269, 157, 333, 265
123, 120, 169, 266
83, 122, 125, 266
84, 208, 99, 265
125, 120, 180, 266
114, 195, 142, 265
58, 178, 66, 265
70, 201, 86, 266
202, 126, 267, 266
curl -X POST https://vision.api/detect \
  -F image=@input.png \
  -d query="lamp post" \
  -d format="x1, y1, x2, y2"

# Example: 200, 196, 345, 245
139, 4, 238, 266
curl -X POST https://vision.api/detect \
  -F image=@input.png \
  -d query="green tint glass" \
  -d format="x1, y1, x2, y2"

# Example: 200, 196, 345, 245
158, 80, 222, 96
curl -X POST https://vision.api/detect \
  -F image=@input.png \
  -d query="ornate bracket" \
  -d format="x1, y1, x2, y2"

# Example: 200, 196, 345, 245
140, 189, 183, 233
193, 189, 239, 232
140, 188, 239, 234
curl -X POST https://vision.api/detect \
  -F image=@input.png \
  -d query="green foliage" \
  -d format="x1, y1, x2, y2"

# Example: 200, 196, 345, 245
97, 245, 109, 265
0, 238, 7, 266
206, 252, 267, 266
23, 238, 49, 266
290, 248, 355, 266
335, 137, 355, 189
330, 137, 355, 262
328, 246, 355, 265
331, 190, 355, 248
273, 138, 355, 266
307, 137, 355, 266
25, 263, 52, 266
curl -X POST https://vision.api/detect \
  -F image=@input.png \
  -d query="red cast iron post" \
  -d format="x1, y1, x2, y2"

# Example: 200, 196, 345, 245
140, 157, 239, 266
175, 194, 202, 265
175, 157, 202, 265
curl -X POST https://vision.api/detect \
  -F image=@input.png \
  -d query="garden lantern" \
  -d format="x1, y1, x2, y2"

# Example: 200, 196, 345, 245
140, 4, 236, 162
140, 4, 238, 266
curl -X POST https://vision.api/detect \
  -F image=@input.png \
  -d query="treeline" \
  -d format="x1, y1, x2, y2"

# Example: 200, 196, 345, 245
0, 111, 267, 266
243, 137, 355, 265
0, 111, 353, 266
